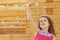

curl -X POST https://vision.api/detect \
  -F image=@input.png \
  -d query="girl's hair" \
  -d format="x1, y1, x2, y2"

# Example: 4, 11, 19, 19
38, 16, 56, 36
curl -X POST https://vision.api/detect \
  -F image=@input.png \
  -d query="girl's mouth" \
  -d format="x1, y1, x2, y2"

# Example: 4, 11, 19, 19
41, 24, 45, 25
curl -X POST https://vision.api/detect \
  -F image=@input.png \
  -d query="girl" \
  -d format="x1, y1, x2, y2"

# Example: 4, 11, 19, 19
27, 3, 56, 40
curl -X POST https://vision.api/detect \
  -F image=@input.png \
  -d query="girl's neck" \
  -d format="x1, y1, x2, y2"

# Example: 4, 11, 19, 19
42, 29, 48, 33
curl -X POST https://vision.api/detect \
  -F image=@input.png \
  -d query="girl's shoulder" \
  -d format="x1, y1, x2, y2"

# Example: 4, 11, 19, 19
50, 33, 56, 37
34, 31, 39, 36
48, 33, 56, 40
52, 34, 56, 40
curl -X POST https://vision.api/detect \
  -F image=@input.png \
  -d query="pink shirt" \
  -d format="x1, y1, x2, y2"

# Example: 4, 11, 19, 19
34, 31, 53, 40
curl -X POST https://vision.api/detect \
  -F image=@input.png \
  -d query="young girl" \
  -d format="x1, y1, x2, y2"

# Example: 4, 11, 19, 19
27, 3, 56, 40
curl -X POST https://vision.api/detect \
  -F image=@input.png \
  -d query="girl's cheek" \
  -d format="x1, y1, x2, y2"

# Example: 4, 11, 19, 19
46, 23, 49, 26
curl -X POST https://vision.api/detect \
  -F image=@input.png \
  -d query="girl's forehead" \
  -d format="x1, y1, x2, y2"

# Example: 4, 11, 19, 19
39, 17, 48, 20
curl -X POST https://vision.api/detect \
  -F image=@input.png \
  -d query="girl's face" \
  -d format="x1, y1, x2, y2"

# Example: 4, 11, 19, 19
40, 17, 50, 29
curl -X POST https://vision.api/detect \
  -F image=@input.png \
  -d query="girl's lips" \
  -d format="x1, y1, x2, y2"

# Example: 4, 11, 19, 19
41, 24, 45, 25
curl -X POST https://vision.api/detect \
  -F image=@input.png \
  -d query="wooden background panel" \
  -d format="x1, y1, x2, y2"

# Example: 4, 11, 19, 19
0, 0, 27, 4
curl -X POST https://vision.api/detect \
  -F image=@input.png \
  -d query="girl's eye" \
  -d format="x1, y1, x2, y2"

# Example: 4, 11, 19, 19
40, 20, 47, 22
40, 20, 42, 22
44, 20, 46, 22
